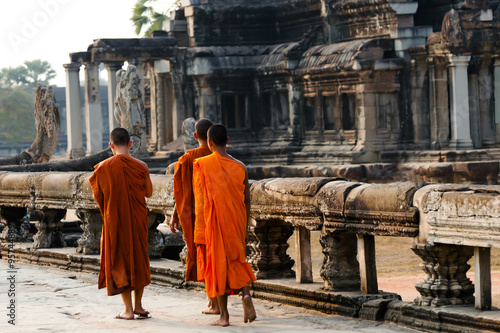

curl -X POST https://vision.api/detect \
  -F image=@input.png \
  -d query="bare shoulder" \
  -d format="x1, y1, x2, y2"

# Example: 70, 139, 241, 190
227, 154, 247, 171
133, 157, 150, 170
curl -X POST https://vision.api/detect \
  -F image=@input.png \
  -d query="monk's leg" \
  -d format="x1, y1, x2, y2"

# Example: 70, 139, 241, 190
242, 286, 256, 323
211, 294, 229, 326
118, 291, 134, 319
133, 287, 148, 315
203, 295, 220, 314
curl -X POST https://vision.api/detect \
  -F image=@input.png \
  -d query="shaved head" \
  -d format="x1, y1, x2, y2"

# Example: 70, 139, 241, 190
110, 128, 130, 146
208, 124, 228, 147
195, 118, 213, 140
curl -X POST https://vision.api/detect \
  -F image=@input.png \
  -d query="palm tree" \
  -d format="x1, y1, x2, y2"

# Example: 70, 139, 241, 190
131, 0, 180, 37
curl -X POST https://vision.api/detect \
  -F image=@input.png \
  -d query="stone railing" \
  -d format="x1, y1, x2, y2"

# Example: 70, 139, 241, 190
0, 171, 499, 310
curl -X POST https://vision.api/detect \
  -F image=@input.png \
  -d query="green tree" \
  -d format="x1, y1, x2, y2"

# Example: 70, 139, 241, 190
131, 0, 180, 37
0, 60, 56, 87
0, 85, 36, 145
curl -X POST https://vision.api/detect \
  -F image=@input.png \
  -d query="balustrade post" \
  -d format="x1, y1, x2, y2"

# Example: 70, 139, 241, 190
247, 220, 295, 279
411, 243, 474, 306
33, 209, 67, 249
0, 207, 28, 242
75, 209, 102, 254
148, 212, 166, 258
320, 231, 361, 290
295, 226, 313, 283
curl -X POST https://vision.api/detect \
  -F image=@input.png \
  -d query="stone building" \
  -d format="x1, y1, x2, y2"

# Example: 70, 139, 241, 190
64, 0, 500, 164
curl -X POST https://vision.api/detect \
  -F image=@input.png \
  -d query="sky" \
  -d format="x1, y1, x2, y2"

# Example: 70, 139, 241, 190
0, 0, 176, 87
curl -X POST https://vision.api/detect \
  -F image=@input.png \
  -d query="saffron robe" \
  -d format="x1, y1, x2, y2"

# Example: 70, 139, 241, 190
193, 152, 256, 298
173, 145, 212, 281
89, 155, 153, 296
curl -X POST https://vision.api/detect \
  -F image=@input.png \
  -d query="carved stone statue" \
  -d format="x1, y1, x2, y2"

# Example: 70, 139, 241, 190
0, 84, 60, 166
181, 117, 197, 151
114, 65, 146, 157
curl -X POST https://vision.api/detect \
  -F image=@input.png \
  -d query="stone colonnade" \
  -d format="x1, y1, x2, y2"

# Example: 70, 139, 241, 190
64, 61, 123, 157
64, 59, 178, 156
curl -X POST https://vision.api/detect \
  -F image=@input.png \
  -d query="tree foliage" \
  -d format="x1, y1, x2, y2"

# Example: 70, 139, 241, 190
0, 60, 56, 87
0, 85, 36, 145
131, 0, 180, 37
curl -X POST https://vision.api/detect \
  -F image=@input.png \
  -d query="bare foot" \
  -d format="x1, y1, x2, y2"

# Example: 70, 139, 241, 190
115, 311, 134, 320
211, 318, 229, 326
242, 295, 257, 323
202, 308, 221, 315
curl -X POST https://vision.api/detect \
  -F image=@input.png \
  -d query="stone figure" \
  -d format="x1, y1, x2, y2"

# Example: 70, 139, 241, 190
0, 84, 60, 166
114, 65, 146, 157
181, 117, 197, 151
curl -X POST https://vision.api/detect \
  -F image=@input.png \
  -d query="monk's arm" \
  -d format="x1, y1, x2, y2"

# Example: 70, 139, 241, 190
170, 204, 180, 233
89, 171, 104, 209
145, 171, 153, 198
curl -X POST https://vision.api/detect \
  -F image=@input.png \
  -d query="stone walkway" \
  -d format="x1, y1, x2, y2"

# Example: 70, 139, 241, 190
0, 261, 418, 332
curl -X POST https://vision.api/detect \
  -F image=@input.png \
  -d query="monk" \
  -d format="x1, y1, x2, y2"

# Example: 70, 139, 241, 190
170, 118, 219, 314
89, 127, 153, 320
193, 123, 257, 326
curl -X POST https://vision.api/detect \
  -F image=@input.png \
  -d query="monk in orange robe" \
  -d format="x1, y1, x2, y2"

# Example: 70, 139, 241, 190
170, 119, 219, 314
193, 124, 257, 326
89, 127, 153, 320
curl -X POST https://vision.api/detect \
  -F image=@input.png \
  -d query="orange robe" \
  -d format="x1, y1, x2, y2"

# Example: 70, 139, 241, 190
193, 152, 256, 298
173, 145, 212, 282
89, 155, 153, 296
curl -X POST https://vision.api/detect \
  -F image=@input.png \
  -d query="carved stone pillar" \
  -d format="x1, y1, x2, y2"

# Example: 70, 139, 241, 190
447, 55, 473, 149
147, 212, 166, 258
0, 207, 28, 242
493, 56, 500, 144
103, 61, 123, 132
63, 63, 84, 159
75, 209, 102, 254
247, 221, 295, 279
320, 231, 361, 290
156, 73, 166, 150
33, 209, 67, 249
84, 62, 103, 154
411, 243, 474, 307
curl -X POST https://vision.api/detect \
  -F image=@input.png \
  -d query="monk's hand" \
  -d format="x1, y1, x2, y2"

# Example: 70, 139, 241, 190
170, 214, 180, 233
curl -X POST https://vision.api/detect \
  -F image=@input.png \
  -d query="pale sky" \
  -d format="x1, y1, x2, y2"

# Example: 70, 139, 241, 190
0, 0, 176, 87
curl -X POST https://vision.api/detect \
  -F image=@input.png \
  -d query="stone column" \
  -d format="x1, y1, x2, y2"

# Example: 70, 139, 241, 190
411, 243, 474, 306
295, 226, 313, 283
84, 63, 103, 154
494, 57, 500, 144
428, 58, 450, 149
447, 55, 473, 149
156, 73, 166, 150
319, 231, 361, 290
479, 57, 495, 147
75, 209, 102, 254
0, 207, 28, 242
103, 61, 123, 132
147, 212, 166, 258
63, 63, 84, 158
247, 220, 295, 279
411, 58, 430, 149
33, 209, 67, 249
288, 82, 301, 143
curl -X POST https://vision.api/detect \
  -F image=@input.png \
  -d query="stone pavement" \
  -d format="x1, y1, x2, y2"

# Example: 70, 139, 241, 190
0, 261, 418, 333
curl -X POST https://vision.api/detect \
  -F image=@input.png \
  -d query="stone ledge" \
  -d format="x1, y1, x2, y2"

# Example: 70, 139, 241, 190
3, 242, 500, 333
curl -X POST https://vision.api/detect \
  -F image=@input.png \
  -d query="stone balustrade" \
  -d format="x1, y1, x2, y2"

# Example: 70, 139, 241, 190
1, 171, 499, 310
